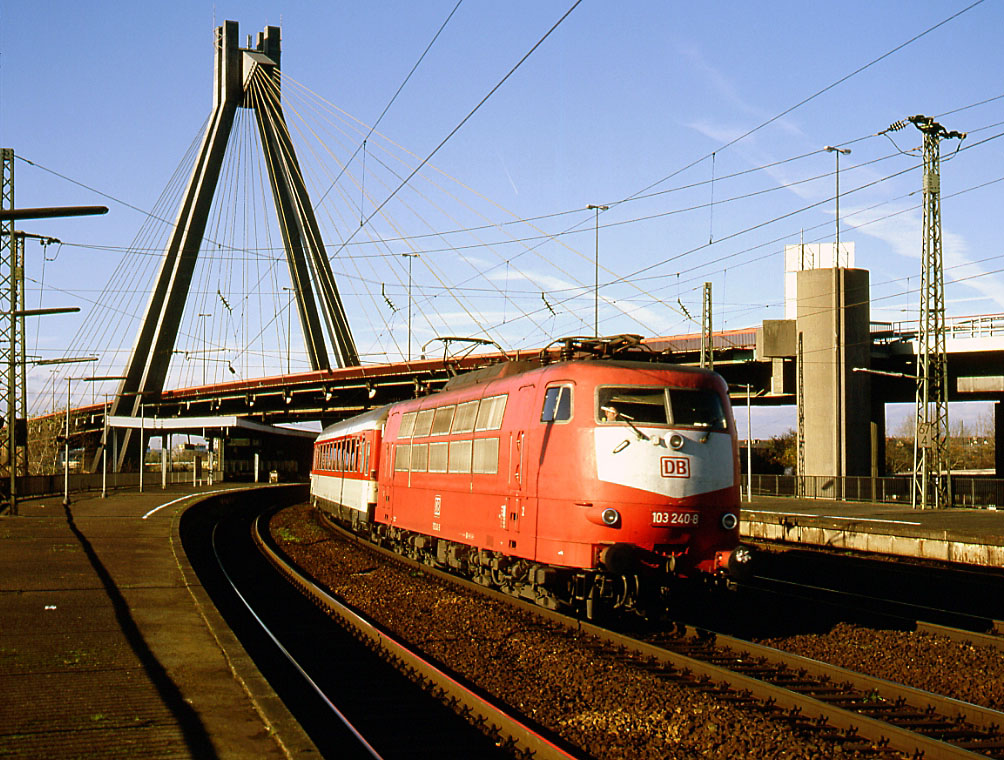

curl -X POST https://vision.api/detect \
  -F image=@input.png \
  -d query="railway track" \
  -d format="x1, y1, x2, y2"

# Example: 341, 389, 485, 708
743, 541, 1004, 634
271, 506, 1004, 760
253, 510, 585, 760
183, 501, 522, 759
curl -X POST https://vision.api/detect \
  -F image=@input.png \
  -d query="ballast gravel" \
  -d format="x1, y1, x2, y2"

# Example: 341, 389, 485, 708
268, 506, 930, 759
758, 622, 1004, 712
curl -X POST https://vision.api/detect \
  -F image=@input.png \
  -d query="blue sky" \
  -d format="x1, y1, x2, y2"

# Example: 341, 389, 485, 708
1, 1, 1001, 434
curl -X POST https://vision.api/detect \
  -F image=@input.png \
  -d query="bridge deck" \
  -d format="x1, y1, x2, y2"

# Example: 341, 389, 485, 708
0, 485, 314, 759
743, 495, 1004, 569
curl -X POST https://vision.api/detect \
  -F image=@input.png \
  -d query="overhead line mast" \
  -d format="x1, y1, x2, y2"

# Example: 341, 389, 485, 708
887, 115, 965, 509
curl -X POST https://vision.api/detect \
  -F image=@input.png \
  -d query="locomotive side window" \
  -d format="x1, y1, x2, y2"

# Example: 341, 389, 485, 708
669, 389, 727, 429
413, 409, 434, 438
410, 443, 429, 472
398, 412, 416, 439
431, 405, 456, 435
475, 394, 507, 431
448, 440, 472, 473
541, 385, 572, 422
472, 437, 499, 474
428, 442, 449, 472
394, 444, 411, 472
597, 387, 669, 424
452, 400, 479, 433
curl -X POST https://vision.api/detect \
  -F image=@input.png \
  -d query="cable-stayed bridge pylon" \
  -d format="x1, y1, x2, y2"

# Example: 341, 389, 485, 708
104, 21, 357, 470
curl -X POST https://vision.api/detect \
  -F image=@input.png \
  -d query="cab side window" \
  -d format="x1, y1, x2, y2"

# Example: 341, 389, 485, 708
541, 385, 572, 422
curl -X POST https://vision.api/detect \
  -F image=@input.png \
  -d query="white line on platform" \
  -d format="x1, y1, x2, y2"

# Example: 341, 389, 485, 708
744, 510, 922, 526
142, 489, 230, 520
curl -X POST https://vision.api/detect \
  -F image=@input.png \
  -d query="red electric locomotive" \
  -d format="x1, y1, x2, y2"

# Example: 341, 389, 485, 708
311, 353, 752, 617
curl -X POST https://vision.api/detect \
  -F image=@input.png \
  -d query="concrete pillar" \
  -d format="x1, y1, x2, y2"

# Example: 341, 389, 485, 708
796, 267, 872, 482
871, 397, 886, 478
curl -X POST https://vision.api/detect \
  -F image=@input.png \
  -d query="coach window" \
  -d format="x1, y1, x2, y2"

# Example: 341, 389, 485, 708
410, 443, 429, 472
431, 405, 456, 436
448, 440, 472, 473
541, 385, 572, 423
413, 408, 434, 438
428, 442, 449, 473
452, 400, 479, 433
475, 394, 507, 431
398, 411, 416, 439
394, 444, 412, 472
472, 437, 499, 474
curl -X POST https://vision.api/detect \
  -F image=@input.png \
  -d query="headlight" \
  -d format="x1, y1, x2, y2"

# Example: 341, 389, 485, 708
667, 433, 685, 450
601, 507, 620, 526
720, 512, 738, 530
732, 545, 753, 564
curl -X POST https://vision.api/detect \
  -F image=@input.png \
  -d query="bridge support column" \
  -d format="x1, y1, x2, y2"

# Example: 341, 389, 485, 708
796, 267, 873, 491
871, 396, 886, 499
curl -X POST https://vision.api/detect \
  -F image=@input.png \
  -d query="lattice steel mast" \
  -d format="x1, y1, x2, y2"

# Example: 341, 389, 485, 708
902, 115, 964, 509
1, 149, 14, 510
700, 281, 713, 369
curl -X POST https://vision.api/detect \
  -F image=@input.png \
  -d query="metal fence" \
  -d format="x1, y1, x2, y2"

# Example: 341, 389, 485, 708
13, 466, 210, 502
751, 474, 1004, 509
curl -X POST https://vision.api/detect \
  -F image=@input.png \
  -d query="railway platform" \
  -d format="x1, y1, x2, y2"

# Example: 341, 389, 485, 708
742, 495, 1004, 570
0, 484, 316, 759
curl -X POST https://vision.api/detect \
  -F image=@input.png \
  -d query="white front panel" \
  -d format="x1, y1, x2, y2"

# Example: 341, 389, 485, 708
311, 473, 377, 512
594, 428, 734, 498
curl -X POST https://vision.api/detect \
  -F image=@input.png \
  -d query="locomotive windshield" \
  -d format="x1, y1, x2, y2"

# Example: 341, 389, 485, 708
597, 386, 727, 429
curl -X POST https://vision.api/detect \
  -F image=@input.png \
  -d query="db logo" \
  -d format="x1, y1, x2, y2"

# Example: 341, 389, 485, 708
660, 457, 690, 478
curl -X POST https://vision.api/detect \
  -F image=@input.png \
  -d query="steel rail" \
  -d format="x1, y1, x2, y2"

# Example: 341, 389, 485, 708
739, 565, 1002, 644
741, 571, 998, 633
210, 522, 386, 760
252, 513, 584, 760
696, 627, 1004, 735
916, 620, 1004, 654
310, 512, 1003, 760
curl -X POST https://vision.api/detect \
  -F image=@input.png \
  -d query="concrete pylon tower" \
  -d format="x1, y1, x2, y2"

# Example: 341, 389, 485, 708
104, 21, 358, 471
796, 267, 872, 490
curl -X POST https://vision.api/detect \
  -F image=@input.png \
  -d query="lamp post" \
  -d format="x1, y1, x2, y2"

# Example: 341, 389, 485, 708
746, 383, 752, 503
113, 390, 147, 493
82, 376, 126, 498
586, 204, 608, 337
63, 377, 71, 506
824, 146, 851, 265
729, 383, 754, 503
402, 253, 419, 361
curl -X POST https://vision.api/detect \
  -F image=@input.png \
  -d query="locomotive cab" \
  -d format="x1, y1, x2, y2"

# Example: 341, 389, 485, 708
527, 361, 745, 613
